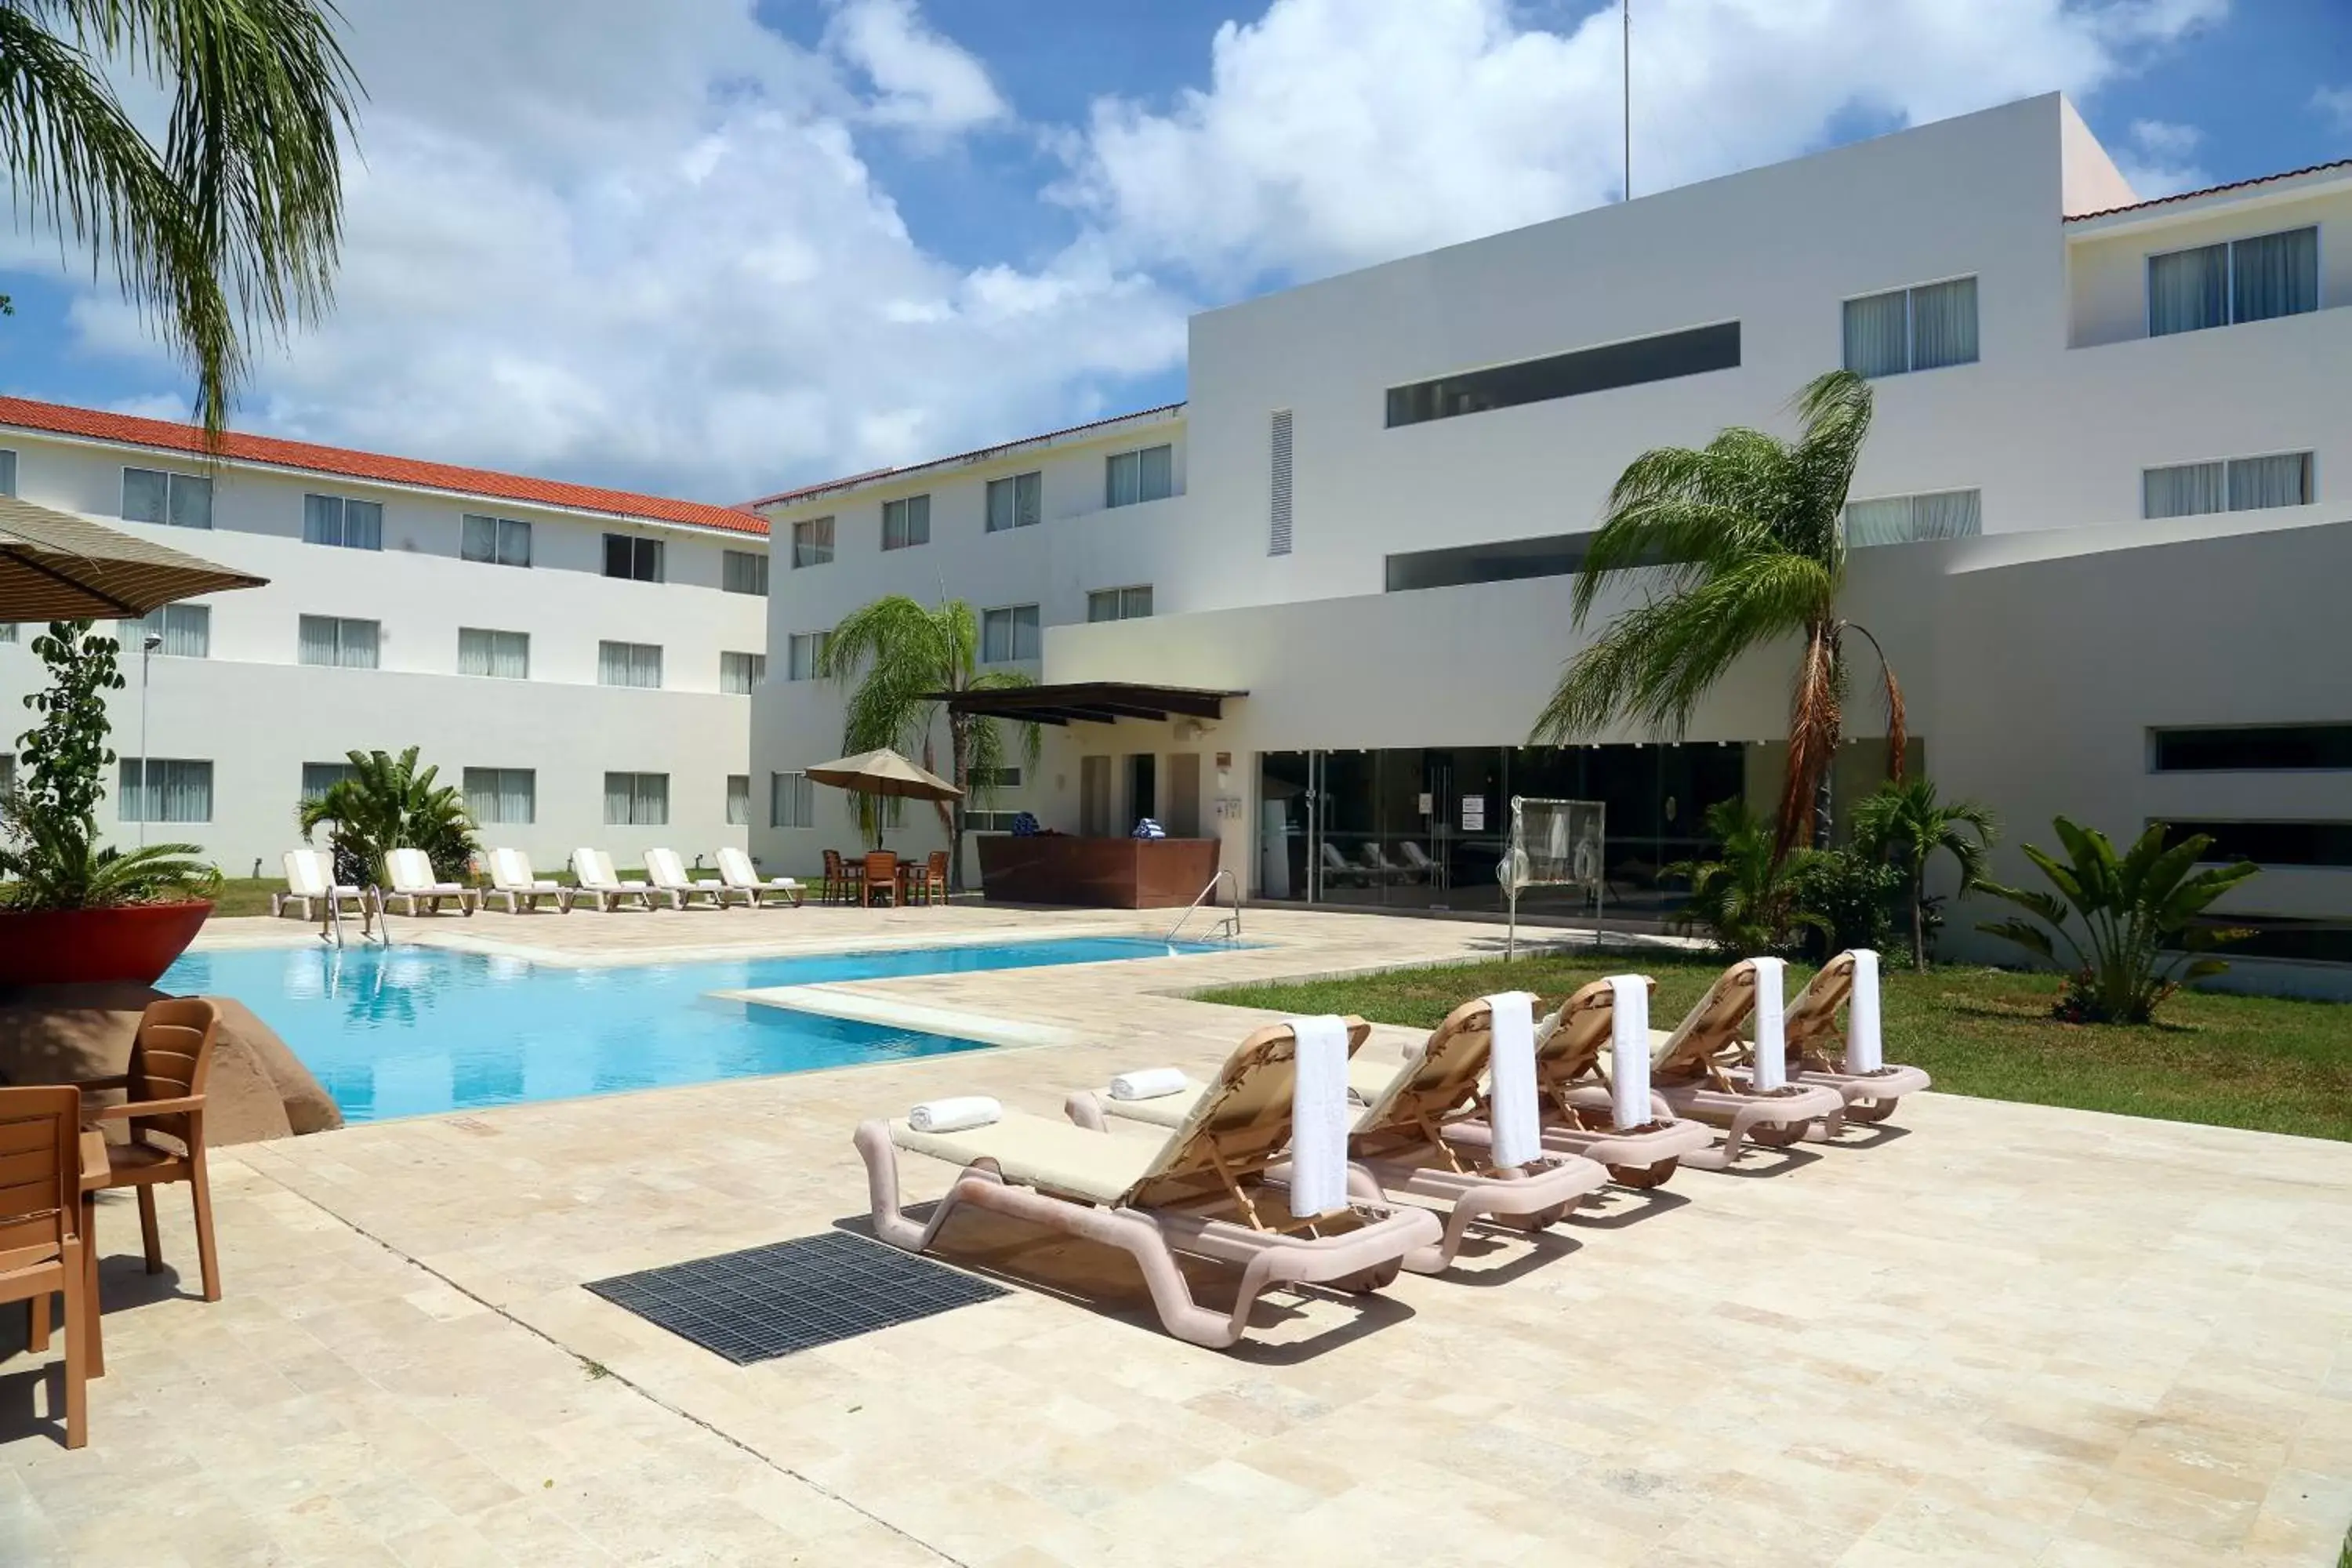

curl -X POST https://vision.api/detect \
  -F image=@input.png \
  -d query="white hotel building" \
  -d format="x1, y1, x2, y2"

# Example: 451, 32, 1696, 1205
0, 400, 771, 876
749, 95, 2352, 989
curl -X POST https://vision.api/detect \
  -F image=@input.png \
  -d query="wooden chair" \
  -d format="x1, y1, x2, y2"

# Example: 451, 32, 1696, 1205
862, 851, 898, 907
818, 848, 852, 906
1, 1086, 93, 1447
76, 998, 223, 1303
925, 850, 950, 906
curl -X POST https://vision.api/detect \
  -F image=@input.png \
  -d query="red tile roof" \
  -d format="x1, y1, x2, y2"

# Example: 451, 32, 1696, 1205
2065, 157, 2352, 223
746, 402, 1186, 510
0, 395, 769, 537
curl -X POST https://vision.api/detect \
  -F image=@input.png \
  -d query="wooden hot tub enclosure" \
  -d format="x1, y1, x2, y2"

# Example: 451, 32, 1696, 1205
976, 837, 1219, 909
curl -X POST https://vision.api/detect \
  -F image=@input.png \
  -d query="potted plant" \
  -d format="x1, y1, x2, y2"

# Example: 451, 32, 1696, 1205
0, 621, 220, 986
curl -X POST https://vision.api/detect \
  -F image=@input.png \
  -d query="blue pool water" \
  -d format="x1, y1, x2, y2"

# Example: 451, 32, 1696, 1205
160, 936, 1233, 1123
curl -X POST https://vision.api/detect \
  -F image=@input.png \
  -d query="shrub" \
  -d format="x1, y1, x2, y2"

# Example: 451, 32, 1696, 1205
1662, 799, 1824, 956
1790, 846, 1901, 960
1849, 778, 1997, 970
296, 747, 479, 884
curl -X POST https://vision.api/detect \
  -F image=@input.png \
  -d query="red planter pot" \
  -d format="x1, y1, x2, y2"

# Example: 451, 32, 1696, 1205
0, 901, 214, 988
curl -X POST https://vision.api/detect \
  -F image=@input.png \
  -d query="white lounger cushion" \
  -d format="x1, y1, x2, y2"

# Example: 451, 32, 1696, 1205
892, 1109, 1159, 1204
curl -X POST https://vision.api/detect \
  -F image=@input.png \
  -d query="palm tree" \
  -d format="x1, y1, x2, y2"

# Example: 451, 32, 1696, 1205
297, 746, 477, 887
1849, 778, 1997, 971
1531, 370, 1905, 858
0, 0, 361, 436
1659, 797, 1823, 956
819, 596, 1042, 892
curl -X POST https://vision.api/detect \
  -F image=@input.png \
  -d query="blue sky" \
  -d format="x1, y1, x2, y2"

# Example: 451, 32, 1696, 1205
2, 0, 2347, 503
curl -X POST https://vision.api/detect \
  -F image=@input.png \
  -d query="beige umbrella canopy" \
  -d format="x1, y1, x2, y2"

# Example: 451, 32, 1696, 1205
0, 495, 267, 622
805, 747, 963, 803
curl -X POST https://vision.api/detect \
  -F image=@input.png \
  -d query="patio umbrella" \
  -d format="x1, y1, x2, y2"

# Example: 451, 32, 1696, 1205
0, 495, 267, 622
805, 747, 963, 803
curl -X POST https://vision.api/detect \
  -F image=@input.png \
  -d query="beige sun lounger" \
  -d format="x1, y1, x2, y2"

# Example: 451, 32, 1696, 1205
645, 848, 728, 909
856, 1018, 1444, 1349
716, 847, 804, 908
379, 848, 477, 916
485, 848, 570, 913
1730, 950, 1930, 1124
274, 848, 372, 927
570, 848, 673, 911
1612, 960, 1845, 1167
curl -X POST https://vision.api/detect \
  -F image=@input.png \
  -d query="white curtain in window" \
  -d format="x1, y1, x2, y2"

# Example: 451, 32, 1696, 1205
599, 641, 660, 688
301, 762, 353, 802
1842, 291, 1909, 377
462, 514, 497, 561
1139, 445, 1173, 502
1843, 497, 1916, 547
299, 615, 341, 666
466, 768, 534, 825
1909, 279, 1978, 371
604, 771, 635, 825
727, 775, 750, 826
2143, 462, 2225, 519
1105, 452, 1140, 508
1015, 471, 1041, 527
2232, 228, 2319, 325
2148, 244, 2227, 336
771, 771, 814, 829
638, 775, 666, 825
122, 759, 210, 822
167, 474, 212, 529
2227, 452, 2311, 511
721, 652, 764, 693
1911, 489, 1982, 540
339, 619, 378, 668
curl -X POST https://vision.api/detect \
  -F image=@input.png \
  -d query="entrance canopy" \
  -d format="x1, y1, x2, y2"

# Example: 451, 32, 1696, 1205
932, 682, 1245, 727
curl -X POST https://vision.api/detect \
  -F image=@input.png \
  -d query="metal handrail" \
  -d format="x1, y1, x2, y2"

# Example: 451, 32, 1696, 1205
1165, 868, 1242, 944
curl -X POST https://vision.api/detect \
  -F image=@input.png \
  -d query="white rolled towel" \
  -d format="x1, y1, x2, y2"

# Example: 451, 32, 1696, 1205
1607, 975, 1651, 1131
907, 1096, 1001, 1134
1286, 1015, 1351, 1218
1108, 1067, 1191, 1102
1484, 993, 1543, 1170
1848, 949, 1884, 1073
1751, 957, 1788, 1091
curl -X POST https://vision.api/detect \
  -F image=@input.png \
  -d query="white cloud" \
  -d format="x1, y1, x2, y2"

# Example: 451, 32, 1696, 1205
2113, 117, 2209, 196
1058, 0, 2226, 285
2314, 85, 2352, 134
823, 0, 1008, 135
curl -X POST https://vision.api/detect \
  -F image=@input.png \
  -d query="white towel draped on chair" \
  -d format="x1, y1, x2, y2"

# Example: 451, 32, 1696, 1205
1848, 949, 1884, 1073
1109, 1068, 1189, 1102
1608, 975, 1651, 1130
908, 1096, 1000, 1134
1483, 992, 1542, 1169
1751, 956, 1788, 1091
1286, 1015, 1351, 1218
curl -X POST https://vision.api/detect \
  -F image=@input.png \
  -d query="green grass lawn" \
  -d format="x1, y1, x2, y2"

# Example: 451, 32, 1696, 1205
1201, 948, 2352, 1143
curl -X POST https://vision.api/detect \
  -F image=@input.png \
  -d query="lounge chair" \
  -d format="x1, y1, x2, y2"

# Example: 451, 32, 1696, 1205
855, 1017, 1445, 1349
1632, 959, 1846, 1167
273, 848, 371, 927
645, 848, 727, 909
379, 848, 477, 916
1319, 841, 1367, 887
1733, 949, 1929, 1124
1399, 841, 1437, 883
716, 847, 804, 908
485, 848, 570, 913
571, 848, 670, 911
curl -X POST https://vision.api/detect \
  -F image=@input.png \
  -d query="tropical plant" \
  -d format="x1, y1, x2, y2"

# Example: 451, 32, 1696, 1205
1788, 845, 1902, 961
1849, 777, 1998, 971
1977, 817, 2260, 1024
1661, 798, 1824, 956
1532, 370, 1905, 858
0, 0, 360, 436
0, 621, 216, 909
296, 747, 478, 885
819, 595, 1042, 892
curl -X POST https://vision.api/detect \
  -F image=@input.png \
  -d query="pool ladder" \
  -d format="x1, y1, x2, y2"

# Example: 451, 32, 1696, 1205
322, 886, 392, 949
1166, 869, 1241, 945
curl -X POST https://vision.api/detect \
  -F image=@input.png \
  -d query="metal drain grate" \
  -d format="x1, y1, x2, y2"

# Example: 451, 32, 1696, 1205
586, 1231, 1007, 1363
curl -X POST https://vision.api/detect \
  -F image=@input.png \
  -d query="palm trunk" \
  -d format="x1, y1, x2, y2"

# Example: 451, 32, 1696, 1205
1911, 863, 1927, 971
946, 714, 974, 895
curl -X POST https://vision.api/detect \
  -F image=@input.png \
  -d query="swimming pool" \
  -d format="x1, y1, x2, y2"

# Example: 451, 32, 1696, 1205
160, 935, 1234, 1123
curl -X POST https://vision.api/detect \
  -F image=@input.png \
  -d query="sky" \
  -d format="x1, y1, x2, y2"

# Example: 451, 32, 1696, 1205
0, 0, 2346, 506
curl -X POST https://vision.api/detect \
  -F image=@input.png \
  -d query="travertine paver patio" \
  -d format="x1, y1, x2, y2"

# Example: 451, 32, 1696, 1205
5, 903, 2351, 1566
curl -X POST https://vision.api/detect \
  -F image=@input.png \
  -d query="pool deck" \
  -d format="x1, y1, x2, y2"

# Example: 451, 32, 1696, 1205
6, 902, 2352, 1566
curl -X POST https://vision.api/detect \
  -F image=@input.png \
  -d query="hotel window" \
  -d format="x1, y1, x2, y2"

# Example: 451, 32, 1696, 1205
299, 760, 355, 802
118, 758, 212, 822
882, 494, 931, 550
2151, 819, 2352, 869
604, 771, 669, 826
299, 615, 379, 669
1086, 586, 1153, 622
726, 774, 751, 826
2143, 452, 2312, 520
462, 514, 532, 567
723, 549, 768, 595
981, 604, 1040, 663
463, 768, 536, 826
969, 767, 1022, 789
122, 466, 212, 529
0, 448, 16, 495
2148, 227, 2318, 336
602, 533, 664, 582
786, 631, 829, 681
0, 623, 16, 643
1388, 321, 1743, 427
457, 627, 530, 679
597, 641, 662, 689
1843, 278, 1978, 378
791, 516, 834, 568
118, 604, 211, 658
2151, 724, 2352, 772
1842, 489, 1983, 547
771, 771, 815, 829
1105, 445, 1174, 508
986, 471, 1043, 532
720, 651, 766, 693
303, 493, 383, 550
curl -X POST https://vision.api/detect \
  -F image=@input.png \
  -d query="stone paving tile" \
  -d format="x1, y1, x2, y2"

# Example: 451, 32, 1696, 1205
5, 905, 2351, 1564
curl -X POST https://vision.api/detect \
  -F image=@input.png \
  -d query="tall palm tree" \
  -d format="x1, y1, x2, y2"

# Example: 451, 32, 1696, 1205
1849, 777, 1998, 971
1532, 369, 1905, 858
819, 595, 1041, 892
0, 0, 361, 436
